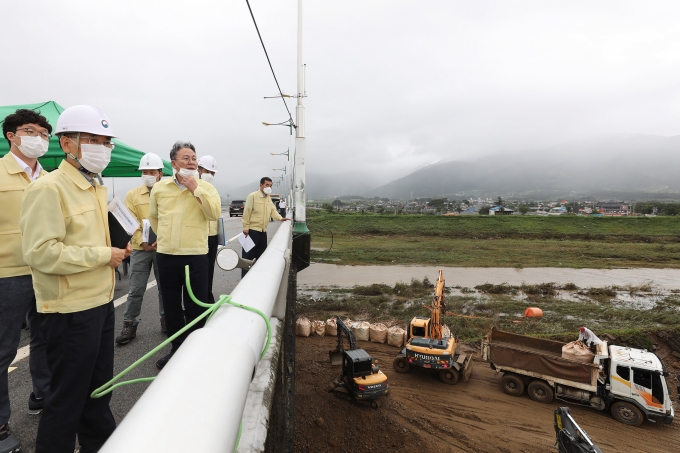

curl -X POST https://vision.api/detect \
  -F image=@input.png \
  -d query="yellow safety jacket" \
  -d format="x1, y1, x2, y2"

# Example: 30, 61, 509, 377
20, 160, 114, 313
242, 190, 282, 233
0, 152, 47, 278
149, 177, 221, 255
125, 184, 153, 250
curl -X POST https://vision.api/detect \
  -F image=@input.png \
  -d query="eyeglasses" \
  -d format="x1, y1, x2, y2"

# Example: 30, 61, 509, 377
15, 127, 51, 141
79, 137, 116, 149
67, 135, 116, 149
174, 157, 198, 163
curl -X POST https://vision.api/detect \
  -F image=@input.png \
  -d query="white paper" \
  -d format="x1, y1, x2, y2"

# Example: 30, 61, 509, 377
142, 219, 151, 243
108, 196, 140, 236
238, 233, 256, 253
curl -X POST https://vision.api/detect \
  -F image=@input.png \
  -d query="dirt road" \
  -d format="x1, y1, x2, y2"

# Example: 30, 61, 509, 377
295, 336, 680, 453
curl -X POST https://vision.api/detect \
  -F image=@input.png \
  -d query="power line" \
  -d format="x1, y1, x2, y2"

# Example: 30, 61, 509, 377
244, 0, 296, 128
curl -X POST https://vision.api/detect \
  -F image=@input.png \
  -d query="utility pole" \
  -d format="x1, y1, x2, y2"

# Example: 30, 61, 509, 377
292, 0, 311, 271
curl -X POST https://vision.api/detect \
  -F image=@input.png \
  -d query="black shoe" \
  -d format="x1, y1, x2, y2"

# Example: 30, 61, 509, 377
160, 316, 167, 333
0, 423, 21, 453
156, 352, 174, 370
27, 392, 44, 415
115, 321, 137, 345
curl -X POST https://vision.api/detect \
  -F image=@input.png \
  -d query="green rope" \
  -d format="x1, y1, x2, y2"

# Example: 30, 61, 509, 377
91, 265, 272, 399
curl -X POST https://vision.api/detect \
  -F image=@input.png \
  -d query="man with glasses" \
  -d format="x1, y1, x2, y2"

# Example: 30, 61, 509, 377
0, 109, 52, 453
20, 105, 131, 453
149, 141, 221, 369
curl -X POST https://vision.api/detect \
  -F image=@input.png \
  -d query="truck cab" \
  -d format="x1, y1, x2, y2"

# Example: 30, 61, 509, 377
607, 346, 674, 425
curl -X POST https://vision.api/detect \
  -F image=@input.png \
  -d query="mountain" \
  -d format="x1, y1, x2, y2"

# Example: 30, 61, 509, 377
370, 134, 680, 200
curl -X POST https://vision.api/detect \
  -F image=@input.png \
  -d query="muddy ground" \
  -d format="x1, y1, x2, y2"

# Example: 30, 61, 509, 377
294, 336, 680, 453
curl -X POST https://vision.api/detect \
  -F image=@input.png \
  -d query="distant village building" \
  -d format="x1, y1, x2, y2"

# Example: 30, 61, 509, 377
596, 202, 630, 216
548, 206, 568, 215
489, 206, 514, 215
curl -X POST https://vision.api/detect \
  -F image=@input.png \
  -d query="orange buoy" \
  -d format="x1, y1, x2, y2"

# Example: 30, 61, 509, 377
523, 307, 543, 318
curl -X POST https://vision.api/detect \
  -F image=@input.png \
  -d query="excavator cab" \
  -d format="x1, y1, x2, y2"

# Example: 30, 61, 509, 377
327, 316, 389, 408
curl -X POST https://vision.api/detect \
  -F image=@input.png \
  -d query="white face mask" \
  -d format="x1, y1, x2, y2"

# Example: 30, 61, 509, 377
263, 186, 272, 195
200, 173, 214, 183
178, 167, 198, 179
142, 175, 157, 187
14, 135, 49, 159
78, 143, 112, 174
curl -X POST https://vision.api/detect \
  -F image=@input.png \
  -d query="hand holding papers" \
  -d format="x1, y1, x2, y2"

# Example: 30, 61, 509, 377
238, 233, 256, 253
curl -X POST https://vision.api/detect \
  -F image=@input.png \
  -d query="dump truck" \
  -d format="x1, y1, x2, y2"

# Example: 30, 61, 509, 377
481, 327, 674, 426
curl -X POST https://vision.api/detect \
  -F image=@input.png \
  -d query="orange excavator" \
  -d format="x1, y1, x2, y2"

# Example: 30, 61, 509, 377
393, 270, 473, 384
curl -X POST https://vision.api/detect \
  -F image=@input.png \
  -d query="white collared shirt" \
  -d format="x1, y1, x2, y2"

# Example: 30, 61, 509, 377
11, 151, 43, 181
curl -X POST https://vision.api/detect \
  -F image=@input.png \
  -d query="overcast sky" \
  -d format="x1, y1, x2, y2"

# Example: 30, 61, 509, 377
4, 1, 680, 196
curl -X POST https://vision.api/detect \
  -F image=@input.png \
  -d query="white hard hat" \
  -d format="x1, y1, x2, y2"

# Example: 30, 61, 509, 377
138, 153, 164, 170
56, 105, 116, 137
198, 155, 218, 173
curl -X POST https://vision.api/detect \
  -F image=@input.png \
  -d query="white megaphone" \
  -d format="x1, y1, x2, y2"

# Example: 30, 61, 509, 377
216, 248, 256, 272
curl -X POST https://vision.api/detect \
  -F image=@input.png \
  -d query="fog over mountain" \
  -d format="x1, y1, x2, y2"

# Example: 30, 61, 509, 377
293, 134, 680, 200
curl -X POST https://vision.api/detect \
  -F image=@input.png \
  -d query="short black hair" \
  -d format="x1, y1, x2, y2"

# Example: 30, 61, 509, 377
2, 109, 52, 149
260, 177, 272, 185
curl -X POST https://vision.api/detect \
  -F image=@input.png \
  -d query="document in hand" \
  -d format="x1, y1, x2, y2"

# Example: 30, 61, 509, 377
238, 233, 256, 253
142, 219, 157, 244
108, 197, 140, 249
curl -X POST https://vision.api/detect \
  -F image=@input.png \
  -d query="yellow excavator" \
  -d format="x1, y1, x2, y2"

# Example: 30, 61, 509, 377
393, 270, 473, 384
328, 316, 389, 408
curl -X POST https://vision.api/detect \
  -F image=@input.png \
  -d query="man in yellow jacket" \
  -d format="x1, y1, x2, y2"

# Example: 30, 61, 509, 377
241, 177, 290, 276
0, 109, 52, 453
115, 153, 166, 345
150, 141, 221, 369
20, 105, 131, 453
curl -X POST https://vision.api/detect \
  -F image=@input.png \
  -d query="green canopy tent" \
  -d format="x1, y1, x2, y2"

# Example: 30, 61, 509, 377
0, 101, 172, 177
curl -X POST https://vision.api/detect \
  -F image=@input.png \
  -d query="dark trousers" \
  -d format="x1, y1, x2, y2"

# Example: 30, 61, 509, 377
241, 229, 268, 277
36, 302, 116, 453
0, 275, 50, 427
279, 208, 285, 218
156, 253, 209, 352
207, 235, 218, 303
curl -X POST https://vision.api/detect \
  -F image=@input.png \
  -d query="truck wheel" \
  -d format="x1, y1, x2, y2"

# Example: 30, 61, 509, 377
393, 356, 410, 373
527, 380, 554, 404
611, 401, 644, 427
439, 369, 459, 385
500, 374, 525, 397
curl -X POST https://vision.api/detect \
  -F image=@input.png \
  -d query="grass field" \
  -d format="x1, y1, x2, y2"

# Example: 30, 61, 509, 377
307, 213, 680, 268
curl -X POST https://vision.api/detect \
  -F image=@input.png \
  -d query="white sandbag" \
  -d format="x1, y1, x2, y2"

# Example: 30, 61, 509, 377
353, 321, 370, 341
343, 318, 354, 329
325, 318, 338, 336
369, 323, 388, 343
311, 320, 326, 337
387, 326, 405, 347
562, 341, 595, 363
442, 325, 451, 338
296, 317, 311, 337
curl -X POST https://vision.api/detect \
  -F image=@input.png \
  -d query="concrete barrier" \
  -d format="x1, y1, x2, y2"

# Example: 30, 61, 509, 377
100, 221, 292, 453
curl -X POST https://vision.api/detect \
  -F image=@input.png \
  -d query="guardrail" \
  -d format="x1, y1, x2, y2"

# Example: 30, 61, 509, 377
100, 221, 293, 453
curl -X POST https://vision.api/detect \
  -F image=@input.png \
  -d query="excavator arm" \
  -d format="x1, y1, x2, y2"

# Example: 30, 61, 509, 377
329, 316, 357, 365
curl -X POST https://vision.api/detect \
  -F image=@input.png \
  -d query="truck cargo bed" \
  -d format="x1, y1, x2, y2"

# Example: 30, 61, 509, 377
482, 327, 599, 386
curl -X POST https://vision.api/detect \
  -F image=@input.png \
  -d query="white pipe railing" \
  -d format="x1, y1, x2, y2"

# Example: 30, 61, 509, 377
100, 221, 292, 452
